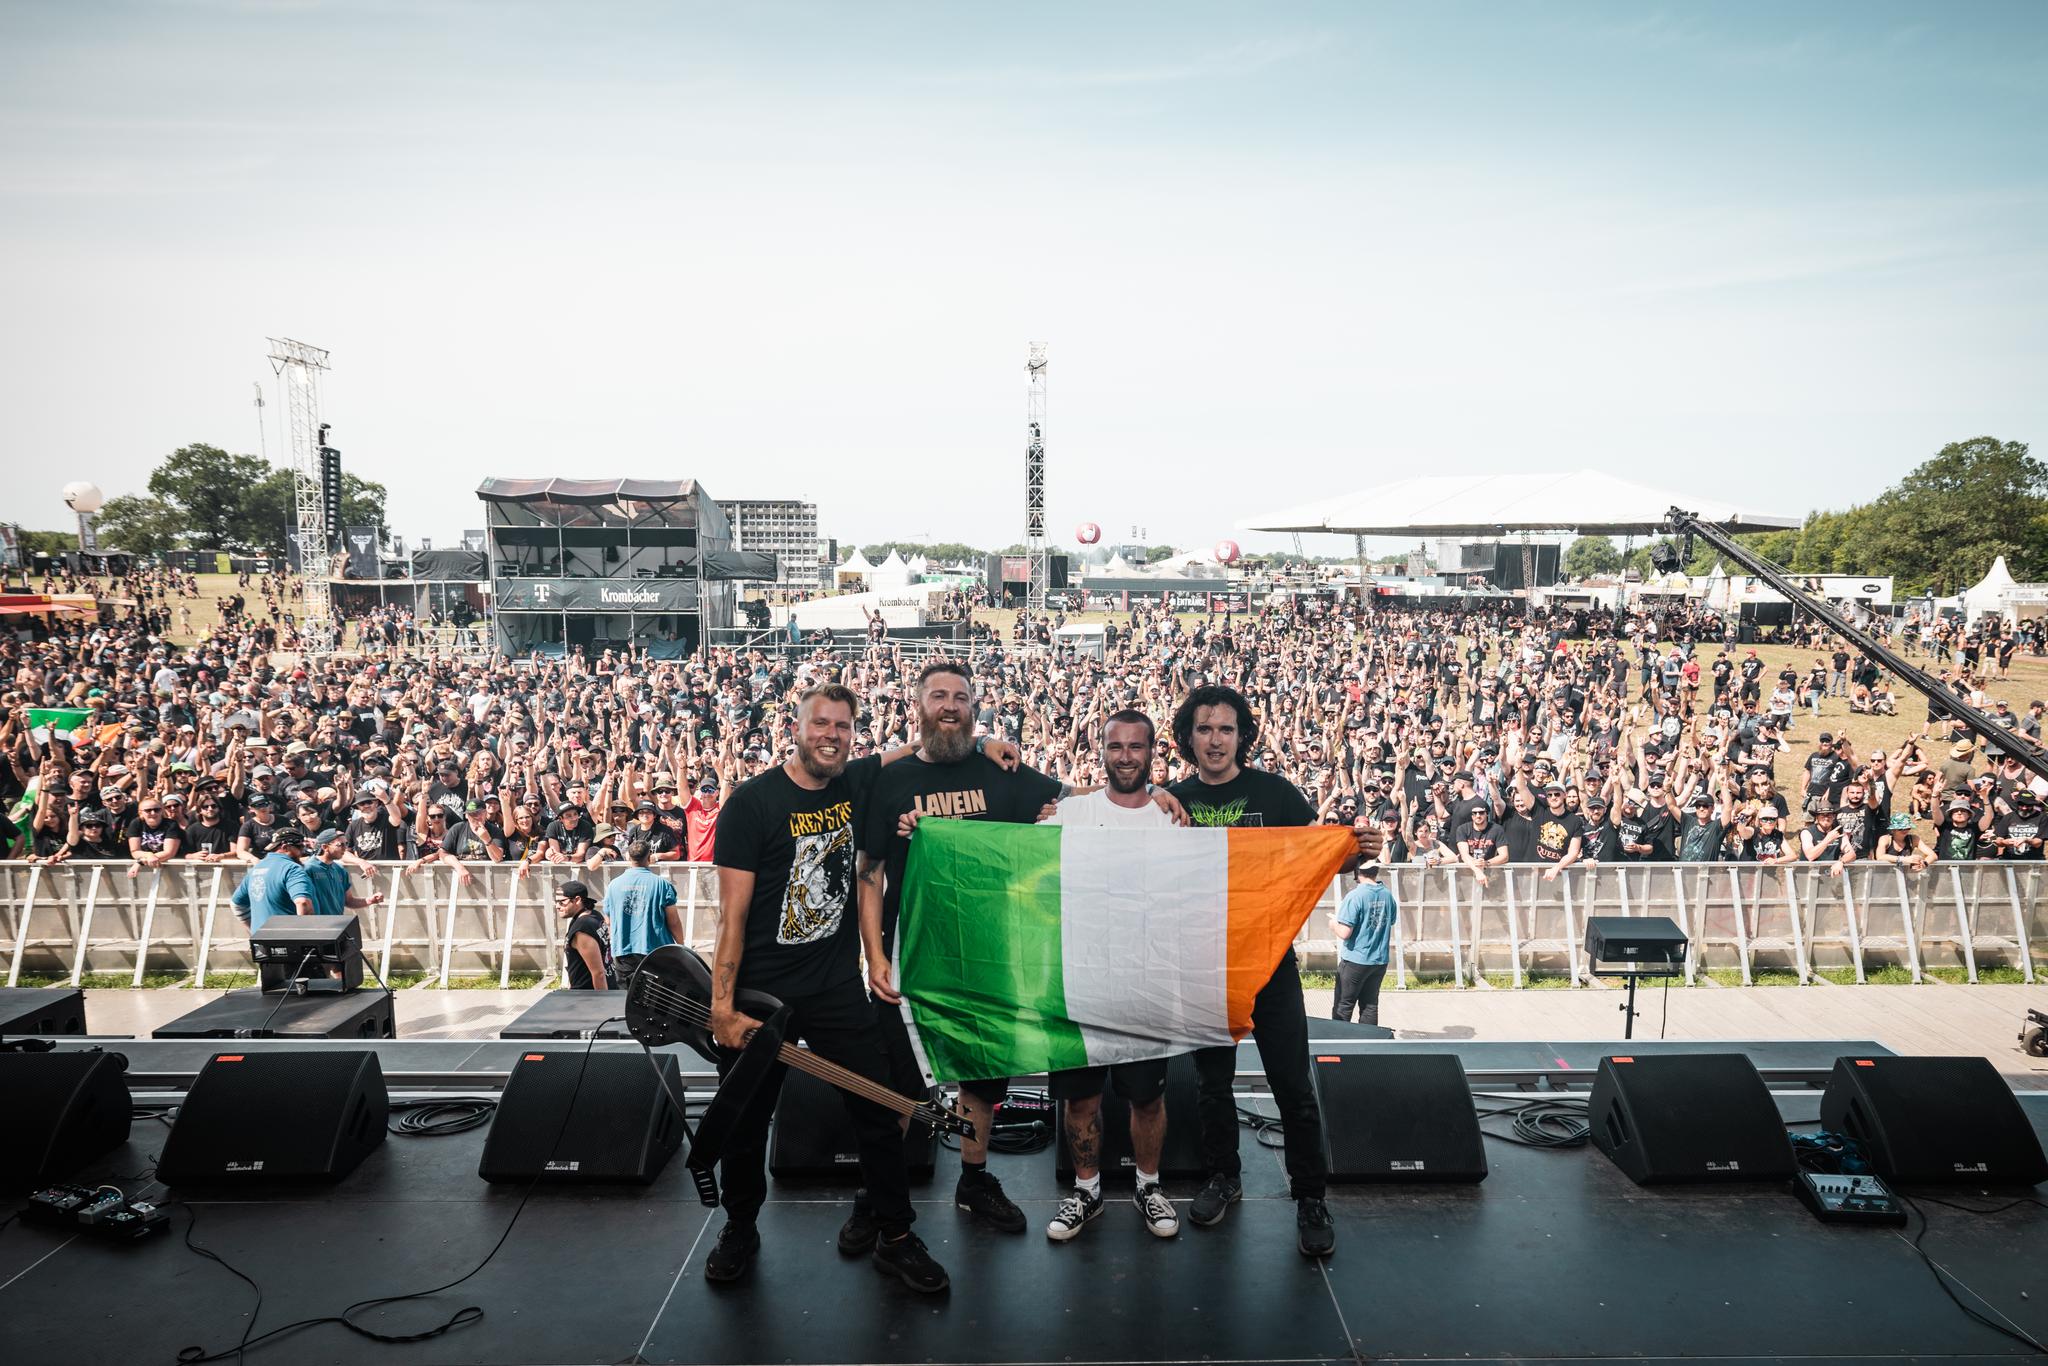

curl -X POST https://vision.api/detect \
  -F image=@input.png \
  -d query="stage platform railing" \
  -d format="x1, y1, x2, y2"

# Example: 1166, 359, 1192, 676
0, 859, 2039, 989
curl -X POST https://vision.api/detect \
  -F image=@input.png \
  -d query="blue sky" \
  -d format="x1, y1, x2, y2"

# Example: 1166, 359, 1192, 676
1, 1, 2043, 555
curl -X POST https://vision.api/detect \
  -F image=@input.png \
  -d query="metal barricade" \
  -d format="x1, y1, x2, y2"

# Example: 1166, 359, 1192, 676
0, 858, 2039, 987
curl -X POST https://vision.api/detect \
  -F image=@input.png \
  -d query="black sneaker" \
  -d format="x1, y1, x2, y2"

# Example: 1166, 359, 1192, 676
703, 1220, 759, 1282
837, 1190, 878, 1256
954, 1169, 1026, 1233
1296, 1196, 1335, 1258
1188, 1172, 1242, 1228
873, 1232, 950, 1294
1046, 1187, 1103, 1242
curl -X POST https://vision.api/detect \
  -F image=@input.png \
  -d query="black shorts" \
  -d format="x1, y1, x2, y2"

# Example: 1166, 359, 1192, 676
874, 996, 1010, 1104
1048, 1057, 1169, 1105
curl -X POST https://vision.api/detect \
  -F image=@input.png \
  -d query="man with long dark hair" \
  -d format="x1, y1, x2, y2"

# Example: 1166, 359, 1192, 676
1166, 684, 1379, 1258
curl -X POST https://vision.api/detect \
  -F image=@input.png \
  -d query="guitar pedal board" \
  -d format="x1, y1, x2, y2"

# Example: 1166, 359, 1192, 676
22, 1184, 170, 1242
1793, 1171, 1906, 1227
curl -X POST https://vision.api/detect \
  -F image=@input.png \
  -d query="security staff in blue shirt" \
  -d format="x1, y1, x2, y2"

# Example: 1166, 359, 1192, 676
1331, 860, 1397, 1026
604, 839, 682, 977
231, 824, 314, 931
304, 828, 385, 917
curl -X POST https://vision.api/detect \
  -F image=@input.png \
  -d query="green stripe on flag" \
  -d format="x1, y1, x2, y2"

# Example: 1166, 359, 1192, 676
28, 708, 91, 734
898, 820, 1088, 1082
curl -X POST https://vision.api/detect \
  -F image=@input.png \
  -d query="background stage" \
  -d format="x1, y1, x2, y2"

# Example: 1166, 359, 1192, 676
2, 1038, 2043, 1365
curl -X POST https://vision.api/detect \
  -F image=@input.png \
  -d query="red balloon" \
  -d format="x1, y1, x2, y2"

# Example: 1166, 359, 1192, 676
1076, 522, 1101, 545
1214, 539, 1240, 564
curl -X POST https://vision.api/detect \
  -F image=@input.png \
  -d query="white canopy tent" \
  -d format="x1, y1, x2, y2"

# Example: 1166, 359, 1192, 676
873, 549, 913, 589
1243, 469, 1799, 538
836, 549, 877, 587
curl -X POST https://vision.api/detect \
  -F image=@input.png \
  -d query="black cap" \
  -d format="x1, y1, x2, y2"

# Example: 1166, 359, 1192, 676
1817, 732, 1834, 743
269, 825, 307, 846
559, 881, 590, 902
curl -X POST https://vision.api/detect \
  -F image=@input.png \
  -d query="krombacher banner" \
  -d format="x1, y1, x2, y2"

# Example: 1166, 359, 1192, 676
495, 577, 699, 612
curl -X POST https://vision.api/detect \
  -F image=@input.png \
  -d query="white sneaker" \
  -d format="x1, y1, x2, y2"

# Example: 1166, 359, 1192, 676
1046, 1188, 1103, 1242
1135, 1182, 1179, 1238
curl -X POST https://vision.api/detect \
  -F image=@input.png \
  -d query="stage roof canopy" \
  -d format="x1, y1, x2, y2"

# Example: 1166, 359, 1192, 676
478, 478, 706, 505
1243, 469, 1800, 539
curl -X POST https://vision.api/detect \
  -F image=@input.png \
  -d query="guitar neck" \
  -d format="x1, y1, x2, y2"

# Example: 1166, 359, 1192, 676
774, 1041, 927, 1122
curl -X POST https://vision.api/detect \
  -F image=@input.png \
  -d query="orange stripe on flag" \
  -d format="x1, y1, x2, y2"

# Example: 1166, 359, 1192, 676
1222, 827, 1357, 1039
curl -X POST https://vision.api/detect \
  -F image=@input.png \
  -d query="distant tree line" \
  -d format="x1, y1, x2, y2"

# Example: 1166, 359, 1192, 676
85, 444, 388, 557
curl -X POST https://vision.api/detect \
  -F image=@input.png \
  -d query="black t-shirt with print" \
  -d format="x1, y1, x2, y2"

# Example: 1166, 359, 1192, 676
1615, 807, 1673, 861
715, 758, 881, 999
182, 819, 236, 856
347, 814, 409, 861
238, 817, 279, 856
1167, 767, 1317, 832
126, 817, 177, 855
1994, 811, 2047, 860
865, 754, 1063, 949
1936, 823, 1981, 861
1527, 809, 1584, 863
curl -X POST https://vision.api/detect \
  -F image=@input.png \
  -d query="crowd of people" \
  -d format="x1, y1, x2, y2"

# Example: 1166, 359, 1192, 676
4, 583, 2046, 885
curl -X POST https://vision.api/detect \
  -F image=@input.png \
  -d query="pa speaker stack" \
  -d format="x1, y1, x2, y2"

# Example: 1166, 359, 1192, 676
1587, 1054, 1795, 1184
770, 1065, 938, 1181
156, 1050, 388, 1185
1820, 1056, 2047, 1186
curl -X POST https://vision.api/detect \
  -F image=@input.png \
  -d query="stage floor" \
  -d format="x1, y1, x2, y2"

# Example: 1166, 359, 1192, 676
2, 1040, 2044, 1365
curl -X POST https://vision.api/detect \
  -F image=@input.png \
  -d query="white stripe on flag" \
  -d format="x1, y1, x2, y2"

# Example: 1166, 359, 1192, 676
1059, 827, 1231, 1066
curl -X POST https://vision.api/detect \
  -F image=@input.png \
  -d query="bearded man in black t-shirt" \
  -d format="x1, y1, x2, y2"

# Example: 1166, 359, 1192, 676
705, 682, 949, 1294
1165, 684, 1380, 1260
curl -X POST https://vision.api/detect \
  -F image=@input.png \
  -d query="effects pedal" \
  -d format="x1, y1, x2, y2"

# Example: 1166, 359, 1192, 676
20, 1184, 171, 1242
23, 1184, 101, 1227
1793, 1170, 1906, 1227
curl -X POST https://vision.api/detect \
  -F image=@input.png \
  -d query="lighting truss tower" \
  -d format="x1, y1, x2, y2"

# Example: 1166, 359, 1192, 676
1025, 343, 1048, 612
266, 337, 335, 656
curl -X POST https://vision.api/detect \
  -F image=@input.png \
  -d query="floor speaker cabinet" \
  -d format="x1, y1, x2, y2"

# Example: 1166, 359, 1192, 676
768, 1066, 938, 1181
1588, 1054, 1795, 1184
1310, 1052, 1488, 1182
1054, 1053, 1206, 1182
1821, 1056, 2048, 1187
479, 1050, 683, 1184
0, 987, 88, 1036
156, 1050, 387, 1185
0, 1051, 132, 1194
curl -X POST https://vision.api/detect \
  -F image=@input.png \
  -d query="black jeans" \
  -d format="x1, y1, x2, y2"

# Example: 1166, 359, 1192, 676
1193, 950, 1326, 1200
615, 953, 646, 980
1332, 961, 1388, 1026
713, 978, 914, 1237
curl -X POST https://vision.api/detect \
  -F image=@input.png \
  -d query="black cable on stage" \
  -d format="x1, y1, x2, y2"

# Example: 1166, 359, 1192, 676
1898, 1193, 2048, 1355
387, 1098, 497, 1138
248, 949, 318, 1037
1473, 1097, 1591, 1148
173, 1020, 620, 1364
1236, 1101, 1288, 1150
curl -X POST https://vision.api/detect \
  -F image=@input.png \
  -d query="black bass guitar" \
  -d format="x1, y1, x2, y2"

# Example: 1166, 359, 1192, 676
624, 944, 974, 1140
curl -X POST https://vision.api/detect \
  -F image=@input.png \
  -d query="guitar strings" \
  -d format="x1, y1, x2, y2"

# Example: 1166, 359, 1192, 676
629, 979, 947, 1121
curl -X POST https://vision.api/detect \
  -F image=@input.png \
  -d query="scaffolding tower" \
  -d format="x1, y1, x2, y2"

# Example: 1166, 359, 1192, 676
266, 337, 335, 656
1025, 343, 1048, 612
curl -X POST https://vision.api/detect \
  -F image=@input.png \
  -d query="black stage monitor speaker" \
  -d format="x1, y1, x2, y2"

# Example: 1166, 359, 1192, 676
157, 1050, 387, 1185
769, 1065, 937, 1181
0, 1052, 132, 1194
1821, 1056, 2047, 1187
1587, 1054, 1794, 1184
1311, 1052, 1487, 1182
251, 914, 365, 994
479, 1050, 683, 1184
1054, 1053, 1206, 1182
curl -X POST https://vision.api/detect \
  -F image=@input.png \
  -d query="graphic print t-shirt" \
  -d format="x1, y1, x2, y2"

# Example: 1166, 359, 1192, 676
863, 753, 1062, 949
1166, 767, 1316, 832
716, 758, 881, 998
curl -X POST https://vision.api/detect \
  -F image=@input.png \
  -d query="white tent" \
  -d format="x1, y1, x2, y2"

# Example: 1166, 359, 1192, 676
907, 553, 929, 578
1243, 469, 1799, 538
1102, 552, 1134, 575
836, 549, 876, 586
873, 549, 912, 589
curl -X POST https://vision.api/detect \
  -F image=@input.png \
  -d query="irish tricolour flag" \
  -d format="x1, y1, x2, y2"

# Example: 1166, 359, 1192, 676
896, 821, 1355, 1083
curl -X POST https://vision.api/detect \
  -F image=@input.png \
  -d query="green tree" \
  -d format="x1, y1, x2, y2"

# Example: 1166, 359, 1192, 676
90, 495, 185, 557
1145, 545, 1176, 563
1858, 437, 2047, 593
16, 529, 78, 556
1561, 535, 1622, 578
239, 470, 389, 551
146, 444, 271, 549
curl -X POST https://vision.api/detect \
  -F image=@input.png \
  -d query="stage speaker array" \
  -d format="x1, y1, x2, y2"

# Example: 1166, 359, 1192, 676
479, 1051, 683, 1184
1821, 1056, 2047, 1187
769, 1065, 938, 1181
1312, 1052, 1488, 1183
157, 1051, 388, 1185
1587, 1054, 1794, 1184
0, 1052, 131, 1194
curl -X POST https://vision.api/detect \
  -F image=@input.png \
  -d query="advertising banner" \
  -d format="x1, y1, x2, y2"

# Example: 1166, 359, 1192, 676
494, 577, 699, 612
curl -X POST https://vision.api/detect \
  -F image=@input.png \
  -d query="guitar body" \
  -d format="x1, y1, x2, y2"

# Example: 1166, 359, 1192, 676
625, 944, 785, 1065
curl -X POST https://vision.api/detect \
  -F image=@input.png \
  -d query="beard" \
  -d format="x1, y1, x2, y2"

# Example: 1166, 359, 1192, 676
919, 704, 975, 763
1104, 758, 1148, 795
795, 733, 848, 781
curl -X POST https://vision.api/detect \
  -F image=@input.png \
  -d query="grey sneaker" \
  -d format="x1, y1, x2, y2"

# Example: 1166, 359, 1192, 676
1046, 1187, 1103, 1242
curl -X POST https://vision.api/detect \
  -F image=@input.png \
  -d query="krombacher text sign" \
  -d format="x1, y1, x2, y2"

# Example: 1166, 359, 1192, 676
495, 577, 699, 612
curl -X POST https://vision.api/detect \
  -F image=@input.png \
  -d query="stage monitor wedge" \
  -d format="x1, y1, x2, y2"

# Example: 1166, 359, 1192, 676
0, 1052, 131, 1195
1311, 1052, 1487, 1182
1821, 1056, 2046, 1187
157, 1050, 387, 1185
769, 1065, 938, 1181
480, 1050, 683, 1184
1588, 1054, 1794, 1184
